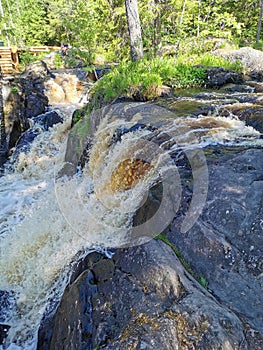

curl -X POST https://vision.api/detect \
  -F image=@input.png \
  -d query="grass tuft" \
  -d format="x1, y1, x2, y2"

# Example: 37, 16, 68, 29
89, 53, 242, 109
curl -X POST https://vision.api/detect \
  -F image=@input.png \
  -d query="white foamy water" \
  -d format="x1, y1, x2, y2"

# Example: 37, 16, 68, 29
0, 105, 87, 349
0, 101, 262, 350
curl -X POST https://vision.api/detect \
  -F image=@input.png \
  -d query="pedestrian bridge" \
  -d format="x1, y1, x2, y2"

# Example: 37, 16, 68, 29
0, 46, 60, 75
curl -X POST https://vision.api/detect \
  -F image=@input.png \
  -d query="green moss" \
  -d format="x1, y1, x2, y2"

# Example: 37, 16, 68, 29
155, 233, 209, 291
10, 86, 19, 94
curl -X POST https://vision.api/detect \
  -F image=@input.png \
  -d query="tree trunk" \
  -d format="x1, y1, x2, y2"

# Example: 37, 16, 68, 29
0, 71, 7, 168
256, 0, 263, 43
125, 0, 144, 61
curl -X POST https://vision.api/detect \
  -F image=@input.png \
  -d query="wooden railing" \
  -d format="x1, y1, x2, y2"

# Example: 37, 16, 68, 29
0, 46, 60, 75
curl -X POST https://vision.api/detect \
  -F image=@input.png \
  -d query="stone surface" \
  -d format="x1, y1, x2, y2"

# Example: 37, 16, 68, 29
1, 61, 50, 162
42, 98, 263, 349
0, 61, 89, 167
214, 47, 263, 79
204, 67, 243, 88
32, 110, 63, 131
10, 110, 64, 159
167, 147, 263, 349
39, 240, 248, 350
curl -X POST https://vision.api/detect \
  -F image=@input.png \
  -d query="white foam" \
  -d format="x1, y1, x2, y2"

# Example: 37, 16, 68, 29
0, 103, 262, 349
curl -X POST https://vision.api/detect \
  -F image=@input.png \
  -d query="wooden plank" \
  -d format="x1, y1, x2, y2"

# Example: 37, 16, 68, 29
0, 47, 14, 75
0, 45, 60, 75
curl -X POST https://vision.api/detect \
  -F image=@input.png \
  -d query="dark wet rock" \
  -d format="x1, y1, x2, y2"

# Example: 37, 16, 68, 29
245, 81, 263, 93
24, 92, 48, 119
232, 107, 263, 133
218, 105, 263, 133
167, 147, 263, 348
0, 324, 10, 344
0, 291, 14, 345
37, 252, 103, 350
1, 61, 50, 161
111, 123, 157, 145
204, 67, 243, 88
8, 110, 64, 163
32, 110, 63, 131
13, 129, 40, 154
39, 240, 247, 350
219, 83, 254, 93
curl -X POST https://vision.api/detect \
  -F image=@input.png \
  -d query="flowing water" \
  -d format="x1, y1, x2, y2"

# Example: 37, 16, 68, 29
0, 86, 262, 349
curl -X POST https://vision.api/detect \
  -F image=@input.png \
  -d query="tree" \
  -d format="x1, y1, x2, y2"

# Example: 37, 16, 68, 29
125, 0, 143, 61
0, 69, 6, 166
256, 0, 263, 43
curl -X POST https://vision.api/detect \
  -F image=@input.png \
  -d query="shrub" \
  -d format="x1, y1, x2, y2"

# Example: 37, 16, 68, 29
90, 57, 207, 108
19, 50, 47, 70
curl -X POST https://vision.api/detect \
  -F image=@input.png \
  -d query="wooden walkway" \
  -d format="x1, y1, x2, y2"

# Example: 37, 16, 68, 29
0, 46, 60, 75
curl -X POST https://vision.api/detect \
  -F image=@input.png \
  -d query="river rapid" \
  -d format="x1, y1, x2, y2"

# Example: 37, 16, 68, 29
0, 85, 262, 349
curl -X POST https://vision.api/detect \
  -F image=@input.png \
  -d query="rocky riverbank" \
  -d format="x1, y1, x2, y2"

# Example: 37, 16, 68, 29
0, 56, 89, 169
0, 48, 263, 349
38, 94, 262, 349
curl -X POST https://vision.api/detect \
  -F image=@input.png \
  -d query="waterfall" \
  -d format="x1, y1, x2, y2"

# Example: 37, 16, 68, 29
0, 96, 261, 349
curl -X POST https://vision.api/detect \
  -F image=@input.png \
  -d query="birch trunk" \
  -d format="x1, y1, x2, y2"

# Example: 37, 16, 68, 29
256, 0, 263, 43
125, 0, 144, 61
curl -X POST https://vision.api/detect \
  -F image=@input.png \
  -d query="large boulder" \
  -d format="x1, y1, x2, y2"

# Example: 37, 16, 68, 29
214, 47, 263, 80
1, 61, 50, 161
204, 67, 243, 88
38, 240, 248, 350
167, 147, 263, 349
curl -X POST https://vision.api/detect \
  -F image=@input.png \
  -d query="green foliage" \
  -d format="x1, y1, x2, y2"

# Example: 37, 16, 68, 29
90, 57, 207, 107
155, 233, 193, 272
177, 52, 243, 72
19, 51, 47, 70
253, 40, 263, 50
54, 53, 63, 69
10, 86, 19, 94
64, 48, 94, 67
200, 275, 209, 289
0, 0, 262, 62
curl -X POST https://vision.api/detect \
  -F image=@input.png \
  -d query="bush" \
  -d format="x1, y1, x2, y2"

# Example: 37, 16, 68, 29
89, 52, 243, 110
90, 57, 207, 108
19, 50, 47, 70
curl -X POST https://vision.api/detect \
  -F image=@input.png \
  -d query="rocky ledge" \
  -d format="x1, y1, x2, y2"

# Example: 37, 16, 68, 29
37, 99, 263, 349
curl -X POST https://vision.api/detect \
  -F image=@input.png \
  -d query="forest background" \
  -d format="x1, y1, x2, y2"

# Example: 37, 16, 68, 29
0, 0, 263, 64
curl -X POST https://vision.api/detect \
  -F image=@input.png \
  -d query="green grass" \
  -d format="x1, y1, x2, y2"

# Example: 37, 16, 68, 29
89, 53, 243, 109
178, 52, 243, 72
90, 57, 207, 108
